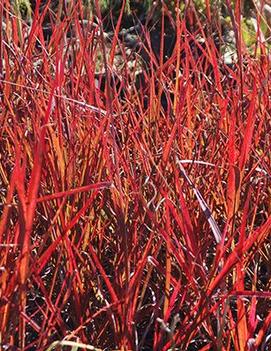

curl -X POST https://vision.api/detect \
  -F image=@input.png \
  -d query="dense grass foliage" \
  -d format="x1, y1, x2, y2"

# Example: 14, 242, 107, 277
0, 1, 270, 350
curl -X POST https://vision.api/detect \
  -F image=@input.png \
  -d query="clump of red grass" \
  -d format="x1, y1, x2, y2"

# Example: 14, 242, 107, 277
0, 1, 270, 350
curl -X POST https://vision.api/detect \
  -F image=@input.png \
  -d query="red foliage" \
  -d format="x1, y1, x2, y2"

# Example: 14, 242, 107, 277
0, 1, 270, 350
